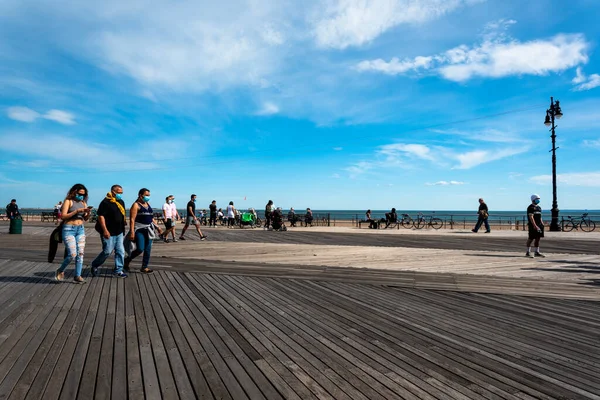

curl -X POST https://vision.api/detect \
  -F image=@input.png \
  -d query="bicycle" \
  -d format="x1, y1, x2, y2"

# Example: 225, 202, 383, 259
414, 213, 443, 230
400, 213, 414, 229
562, 213, 596, 232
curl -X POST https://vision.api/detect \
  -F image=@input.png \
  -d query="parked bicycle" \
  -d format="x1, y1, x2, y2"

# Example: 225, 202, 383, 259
562, 213, 596, 232
414, 213, 443, 230
400, 213, 414, 229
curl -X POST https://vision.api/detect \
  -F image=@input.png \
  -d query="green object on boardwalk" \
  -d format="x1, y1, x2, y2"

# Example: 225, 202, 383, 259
9, 218, 22, 234
241, 213, 255, 223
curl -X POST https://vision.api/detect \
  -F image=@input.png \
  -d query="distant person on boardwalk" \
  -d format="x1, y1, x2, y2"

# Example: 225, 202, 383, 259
287, 207, 298, 227
366, 209, 377, 229
209, 200, 217, 227
90, 184, 127, 278
6, 199, 20, 219
305, 208, 313, 226
54, 201, 62, 224
385, 208, 397, 228
180, 194, 207, 241
162, 195, 180, 242
55, 184, 91, 284
264, 200, 274, 229
124, 188, 163, 273
526, 194, 545, 258
217, 208, 224, 224
472, 198, 491, 233
226, 201, 236, 227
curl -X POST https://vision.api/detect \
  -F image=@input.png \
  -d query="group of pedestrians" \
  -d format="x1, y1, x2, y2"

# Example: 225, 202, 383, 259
55, 184, 164, 283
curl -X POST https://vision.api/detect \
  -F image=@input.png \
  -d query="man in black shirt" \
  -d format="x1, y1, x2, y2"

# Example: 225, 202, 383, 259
91, 185, 127, 277
208, 200, 217, 227
180, 194, 207, 240
6, 199, 19, 219
472, 198, 491, 233
526, 194, 545, 258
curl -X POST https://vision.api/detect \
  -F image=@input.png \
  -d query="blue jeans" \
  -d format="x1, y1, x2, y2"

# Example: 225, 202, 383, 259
130, 229, 153, 268
58, 224, 86, 277
91, 233, 125, 273
473, 217, 490, 232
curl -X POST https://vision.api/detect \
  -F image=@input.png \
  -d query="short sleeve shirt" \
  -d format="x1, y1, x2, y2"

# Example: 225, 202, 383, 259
187, 201, 196, 218
163, 203, 177, 219
527, 204, 542, 226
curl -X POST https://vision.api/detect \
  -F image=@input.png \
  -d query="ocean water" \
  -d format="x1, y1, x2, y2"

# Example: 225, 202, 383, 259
19, 208, 599, 223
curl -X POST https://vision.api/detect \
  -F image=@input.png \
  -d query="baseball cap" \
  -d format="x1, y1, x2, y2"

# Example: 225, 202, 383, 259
531, 194, 540, 201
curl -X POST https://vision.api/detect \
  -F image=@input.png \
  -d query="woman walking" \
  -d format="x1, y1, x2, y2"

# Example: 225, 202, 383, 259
55, 184, 91, 283
124, 188, 163, 273
226, 201, 236, 228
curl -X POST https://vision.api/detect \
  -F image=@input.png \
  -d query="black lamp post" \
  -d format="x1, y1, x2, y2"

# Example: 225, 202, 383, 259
544, 97, 563, 232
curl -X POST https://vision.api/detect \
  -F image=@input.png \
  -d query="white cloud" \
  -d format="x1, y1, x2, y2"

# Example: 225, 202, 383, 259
333, 147, 343, 151
356, 20, 589, 82
313, 0, 479, 49
583, 139, 600, 148
7, 106, 40, 122
572, 68, 600, 91
345, 161, 374, 177
43, 109, 76, 125
6, 106, 76, 125
331, 173, 341, 178
356, 56, 434, 75
256, 102, 280, 116
430, 128, 526, 143
425, 180, 465, 186
530, 172, 600, 187
378, 143, 436, 161
454, 148, 526, 169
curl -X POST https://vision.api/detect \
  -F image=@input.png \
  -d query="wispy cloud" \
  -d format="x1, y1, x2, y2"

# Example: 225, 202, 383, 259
454, 147, 526, 169
256, 102, 280, 116
582, 139, 600, 148
356, 20, 589, 82
313, 0, 480, 49
43, 109, 76, 125
425, 180, 465, 186
430, 128, 527, 144
7, 107, 40, 122
333, 147, 343, 151
530, 172, 600, 187
572, 67, 600, 91
6, 106, 76, 125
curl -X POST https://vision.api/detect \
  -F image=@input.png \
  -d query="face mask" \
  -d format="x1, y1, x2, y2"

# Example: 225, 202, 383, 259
534, 199, 540, 205
75, 195, 84, 201
169, 200, 174, 204
193, 199, 196, 203
115, 193, 123, 200
143, 196, 151, 202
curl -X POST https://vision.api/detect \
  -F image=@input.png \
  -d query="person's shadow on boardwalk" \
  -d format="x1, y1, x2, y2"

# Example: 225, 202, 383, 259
0, 272, 58, 284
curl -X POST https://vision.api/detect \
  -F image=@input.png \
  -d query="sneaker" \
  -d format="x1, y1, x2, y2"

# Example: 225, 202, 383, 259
471, 229, 477, 233
179, 236, 186, 240
73, 276, 86, 284
91, 267, 99, 277
173, 238, 178, 242
525, 252, 534, 258
534, 252, 546, 258
55, 270, 64, 281
485, 231, 491, 233
164, 238, 170, 243
200, 235, 207, 241
114, 271, 128, 278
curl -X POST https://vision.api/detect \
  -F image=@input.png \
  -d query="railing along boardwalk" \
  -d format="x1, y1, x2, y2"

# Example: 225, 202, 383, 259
0, 259, 598, 399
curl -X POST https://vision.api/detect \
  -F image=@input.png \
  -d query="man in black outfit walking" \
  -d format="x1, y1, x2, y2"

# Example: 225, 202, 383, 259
472, 198, 490, 233
526, 194, 545, 258
180, 194, 207, 240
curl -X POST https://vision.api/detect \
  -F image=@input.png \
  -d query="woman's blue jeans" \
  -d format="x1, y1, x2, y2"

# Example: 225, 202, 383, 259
130, 229, 153, 268
58, 224, 86, 277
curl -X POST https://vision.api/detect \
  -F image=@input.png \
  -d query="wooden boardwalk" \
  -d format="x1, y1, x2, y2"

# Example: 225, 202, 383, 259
0, 259, 599, 399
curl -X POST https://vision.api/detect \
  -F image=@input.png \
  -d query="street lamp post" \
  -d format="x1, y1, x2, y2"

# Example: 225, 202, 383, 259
544, 97, 563, 232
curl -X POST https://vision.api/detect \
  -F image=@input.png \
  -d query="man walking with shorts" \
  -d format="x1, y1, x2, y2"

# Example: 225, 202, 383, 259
162, 195, 180, 242
180, 194, 207, 240
526, 194, 545, 258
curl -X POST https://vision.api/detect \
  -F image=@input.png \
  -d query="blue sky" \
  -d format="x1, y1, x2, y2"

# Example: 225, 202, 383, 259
1, 0, 600, 211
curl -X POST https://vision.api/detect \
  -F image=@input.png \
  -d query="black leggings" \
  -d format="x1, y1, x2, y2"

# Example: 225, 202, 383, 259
265, 214, 272, 228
